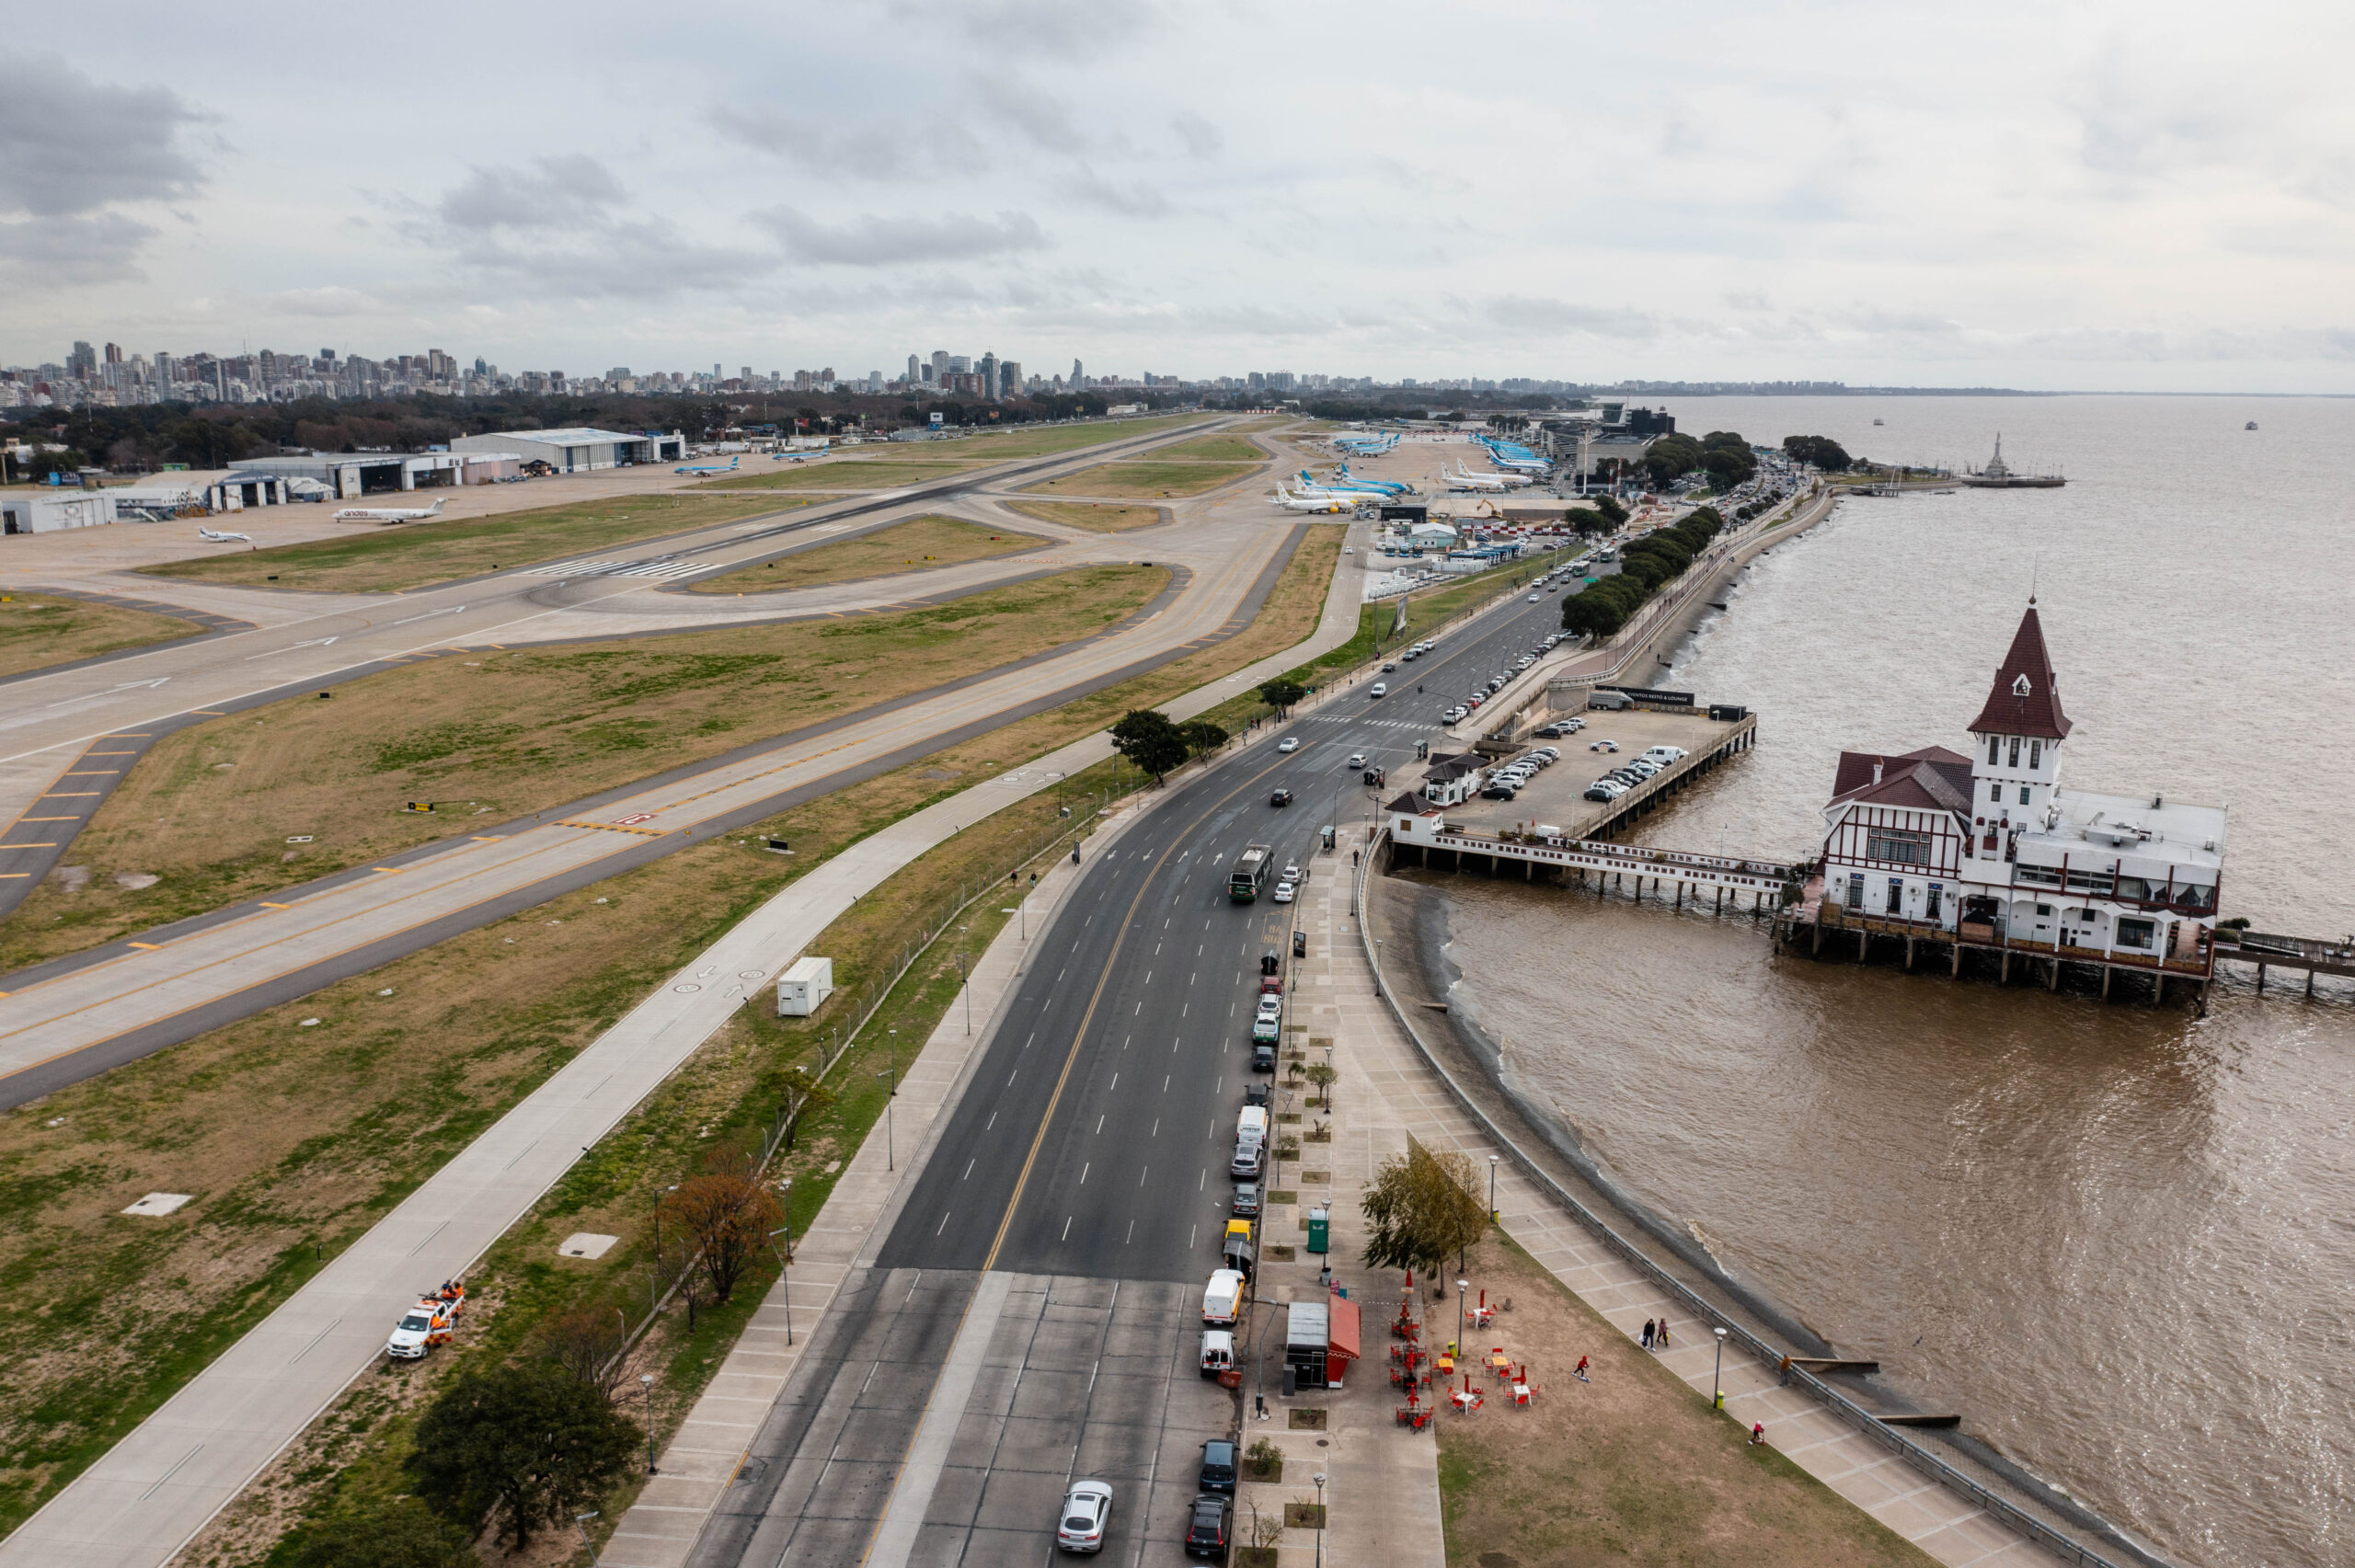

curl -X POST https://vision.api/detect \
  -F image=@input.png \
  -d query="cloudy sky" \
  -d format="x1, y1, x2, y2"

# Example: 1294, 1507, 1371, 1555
7, 1, 2352, 391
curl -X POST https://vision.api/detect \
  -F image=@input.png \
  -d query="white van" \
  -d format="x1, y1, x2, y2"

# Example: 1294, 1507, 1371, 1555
1202, 1269, 1246, 1325
1200, 1328, 1236, 1378
1236, 1106, 1269, 1146
1641, 745, 1688, 767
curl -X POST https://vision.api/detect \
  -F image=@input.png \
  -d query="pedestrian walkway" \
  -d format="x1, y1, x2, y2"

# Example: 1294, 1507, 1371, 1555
1331, 859, 2066, 1568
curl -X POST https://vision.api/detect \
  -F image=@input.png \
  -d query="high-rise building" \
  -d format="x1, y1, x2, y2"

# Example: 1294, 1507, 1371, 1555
907, 353, 921, 383
67, 341, 97, 380
930, 350, 949, 383
998, 361, 1021, 397
103, 342, 122, 365
947, 355, 971, 376
1072, 358, 1084, 386
978, 350, 998, 400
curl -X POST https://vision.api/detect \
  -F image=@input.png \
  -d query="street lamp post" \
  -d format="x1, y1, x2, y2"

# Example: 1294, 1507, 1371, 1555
1713, 1326, 1729, 1411
878, 1068, 897, 1170
575, 1511, 601, 1566
639, 1373, 657, 1474
1455, 1277, 1468, 1368
1314, 1472, 1327, 1568
959, 925, 971, 1034
1488, 1156, 1499, 1223
771, 1176, 794, 1345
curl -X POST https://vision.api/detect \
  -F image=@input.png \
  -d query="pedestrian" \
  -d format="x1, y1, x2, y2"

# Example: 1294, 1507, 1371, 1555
1574, 1356, 1590, 1382
1657, 1319, 1671, 1348
1750, 1422, 1766, 1446
1640, 1319, 1654, 1350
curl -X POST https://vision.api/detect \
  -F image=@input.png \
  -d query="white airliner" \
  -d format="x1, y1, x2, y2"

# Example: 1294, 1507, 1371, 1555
1270, 486, 1353, 513
1444, 463, 1514, 492
197, 525, 252, 544
675, 455, 740, 475
333, 498, 447, 523
775, 442, 831, 462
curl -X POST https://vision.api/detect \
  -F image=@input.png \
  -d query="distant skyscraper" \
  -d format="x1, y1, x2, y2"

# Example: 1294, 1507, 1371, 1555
948, 354, 971, 376
999, 361, 1021, 397
67, 341, 96, 379
930, 349, 949, 383
907, 353, 920, 383
978, 350, 998, 400
1072, 358, 1084, 386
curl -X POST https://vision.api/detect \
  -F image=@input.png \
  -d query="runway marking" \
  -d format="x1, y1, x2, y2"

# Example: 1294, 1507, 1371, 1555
127, 942, 159, 950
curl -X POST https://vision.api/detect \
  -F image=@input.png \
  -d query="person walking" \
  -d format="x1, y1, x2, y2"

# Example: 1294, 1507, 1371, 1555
1657, 1319, 1671, 1349
1573, 1356, 1590, 1383
1640, 1319, 1655, 1350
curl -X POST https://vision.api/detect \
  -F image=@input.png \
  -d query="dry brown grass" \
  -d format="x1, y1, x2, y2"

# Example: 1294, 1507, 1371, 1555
0, 594, 200, 678
1020, 460, 1260, 498
1001, 499, 1168, 533
695, 459, 982, 492
1154, 434, 1267, 461
1433, 1236, 1934, 1568
684, 514, 1048, 595
0, 566, 1166, 970
135, 493, 798, 593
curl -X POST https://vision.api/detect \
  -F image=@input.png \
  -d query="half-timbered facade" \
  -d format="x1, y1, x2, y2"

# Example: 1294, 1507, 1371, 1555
1819, 605, 2227, 976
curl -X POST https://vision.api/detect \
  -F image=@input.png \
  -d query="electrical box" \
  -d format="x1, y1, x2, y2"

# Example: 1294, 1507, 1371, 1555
776, 956, 833, 1017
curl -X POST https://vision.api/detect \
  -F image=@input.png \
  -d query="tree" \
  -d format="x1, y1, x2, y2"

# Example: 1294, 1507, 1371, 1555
1562, 506, 1614, 535
1257, 678, 1306, 715
660, 1145, 786, 1305
408, 1361, 640, 1551
288, 1499, 482, 1568
1179, 718, 1230, 757
536, 1305, 631, 1395
1641, 433, 1705, 489
1303, 1059, 1338, 1110
1781, 434, 1851, 472
1591, 493, 1629, 526
1359, 1142, 1489, 1278
1109, 708, 1190, 784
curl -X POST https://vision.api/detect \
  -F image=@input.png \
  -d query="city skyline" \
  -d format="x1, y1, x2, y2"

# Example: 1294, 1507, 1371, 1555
7, 4, 2354, 391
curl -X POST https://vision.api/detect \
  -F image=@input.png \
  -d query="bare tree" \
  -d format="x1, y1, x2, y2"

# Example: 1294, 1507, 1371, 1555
535, 1305, 631, 1396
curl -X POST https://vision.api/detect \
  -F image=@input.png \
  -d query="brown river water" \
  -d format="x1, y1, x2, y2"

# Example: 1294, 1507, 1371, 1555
1431, 395, 2354, 1568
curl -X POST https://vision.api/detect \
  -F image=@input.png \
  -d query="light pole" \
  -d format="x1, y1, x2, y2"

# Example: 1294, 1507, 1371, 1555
575, 1511, 601, 1566
1314, 1472, 1327, 1568
1713, 1326, 1728, 1411
772, 1176, 794, 1345
1455, 1277, 1468, 1366
959, 926, 971, 1034
878, 1068, 897, 1170
1488, 1156, 1499, 1223
639, 1373, 657, 1474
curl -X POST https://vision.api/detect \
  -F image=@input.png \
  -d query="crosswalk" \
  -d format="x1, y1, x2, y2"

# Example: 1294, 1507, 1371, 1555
520, 555, 706, 580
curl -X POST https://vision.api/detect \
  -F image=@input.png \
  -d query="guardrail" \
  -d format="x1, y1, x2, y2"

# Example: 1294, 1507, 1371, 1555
1352, 832, 2161, 1568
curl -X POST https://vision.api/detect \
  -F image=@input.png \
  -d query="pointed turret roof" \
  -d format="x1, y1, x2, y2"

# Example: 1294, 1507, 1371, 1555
1969, 604, 2072, 739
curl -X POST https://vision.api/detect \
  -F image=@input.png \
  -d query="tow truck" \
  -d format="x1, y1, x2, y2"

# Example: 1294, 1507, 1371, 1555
385, 1281, 466, 1360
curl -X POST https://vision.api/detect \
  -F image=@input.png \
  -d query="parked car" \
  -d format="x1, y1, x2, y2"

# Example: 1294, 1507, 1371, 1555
1184, 1494, 1234, 1558
1590, 738, 1619, 752
1381, 661, 1397, 672
1228, 1140, 1265, 1179
1243, 1082, 1270, 1108
1272, 880, 1295, 903
1251, 1040, 1276, 1072
1232, 1182, 1262, 1217
1058, 1480, 1114, 1554
1585, 780, 1627, 802
1199, 1440, 1239, 1494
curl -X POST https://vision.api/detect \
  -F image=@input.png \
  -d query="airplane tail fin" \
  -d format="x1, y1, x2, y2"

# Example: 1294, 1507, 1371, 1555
430, 498, 445, 513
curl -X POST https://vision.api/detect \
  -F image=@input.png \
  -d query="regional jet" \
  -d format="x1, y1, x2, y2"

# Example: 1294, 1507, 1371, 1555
197, 525, 253, 543
674, 455, 741, 475
333, 498, 448, 523
1270, 486, 1353, 513
775, 442, 831, 462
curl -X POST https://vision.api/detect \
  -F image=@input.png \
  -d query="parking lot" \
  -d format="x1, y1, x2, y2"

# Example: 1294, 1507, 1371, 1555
1438, 708, 1741, 839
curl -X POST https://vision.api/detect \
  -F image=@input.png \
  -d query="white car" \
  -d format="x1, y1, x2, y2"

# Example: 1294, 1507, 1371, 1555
1281, 863, 1304, 882
1273, 881, 1296, 903
1370, 682, 1387, 697
1278, 737, 1300, 752
1590, 738, 1619, 752
1059, 1479, 1114, 1553
1347, 752, 1366, 768
1527, 592, 1542, 601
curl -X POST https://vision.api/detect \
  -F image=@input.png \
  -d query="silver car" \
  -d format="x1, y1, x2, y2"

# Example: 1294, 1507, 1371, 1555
1058, 1479, 1113, 1553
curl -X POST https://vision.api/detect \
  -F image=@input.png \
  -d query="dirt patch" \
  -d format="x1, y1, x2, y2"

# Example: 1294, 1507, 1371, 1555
0, 566, 1166, 971
137, 493, 797, 592
1021, 461, 1260, 498
1433, 1236, 1933, 1567
1001, 499, 1167, 534
684, 513, 1048, 595
0, 594, 201, 678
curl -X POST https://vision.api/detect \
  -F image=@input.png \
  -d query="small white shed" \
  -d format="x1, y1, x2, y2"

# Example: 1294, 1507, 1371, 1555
776, 956, 834, 1016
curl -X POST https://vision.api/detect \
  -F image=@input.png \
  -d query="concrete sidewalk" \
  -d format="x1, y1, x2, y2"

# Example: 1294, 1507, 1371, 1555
0, 519, 1368, 1568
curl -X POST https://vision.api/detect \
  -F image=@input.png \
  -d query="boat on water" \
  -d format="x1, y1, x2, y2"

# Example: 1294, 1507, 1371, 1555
1956, 433, 2064, 489
2246, 420, 2259, 430
1872, 418, 1885, 426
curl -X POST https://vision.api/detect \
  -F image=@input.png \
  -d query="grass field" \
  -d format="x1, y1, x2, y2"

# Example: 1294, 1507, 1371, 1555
135, 493, 798, 593
694, 458, 982, 491
1001, 499, 1166, 533
684, 514, 1049, 595
0, 594, 201, 679
1153, 433, 1265, 461
1021, 460, 1260, 498
1436, 1235, 1934, 1568
0, 565, 1166, 971
924, 413, 1205, 459
0, 522, 1347, 1556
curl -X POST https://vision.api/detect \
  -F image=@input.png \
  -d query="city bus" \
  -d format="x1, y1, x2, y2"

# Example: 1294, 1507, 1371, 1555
1228, 844, 1274, 902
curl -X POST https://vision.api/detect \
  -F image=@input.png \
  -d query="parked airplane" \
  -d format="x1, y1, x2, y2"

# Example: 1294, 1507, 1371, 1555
1270, 486, 1353, 513
196, 525, 252, 544
333, 498, 447, 523
774, 442, 831, 462
1290, 470, 1390, 503
1332, 465, 1412, 497
1447, 462, 1532, 490
1475, 439, 1550, 475
674, 455, 741, 475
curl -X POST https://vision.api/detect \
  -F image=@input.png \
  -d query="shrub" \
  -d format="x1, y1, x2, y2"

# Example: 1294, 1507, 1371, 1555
408, 1362, 640, 1550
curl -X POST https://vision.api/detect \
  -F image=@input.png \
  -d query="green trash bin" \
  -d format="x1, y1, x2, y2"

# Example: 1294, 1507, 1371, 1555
1306, 1206, 1329, 1254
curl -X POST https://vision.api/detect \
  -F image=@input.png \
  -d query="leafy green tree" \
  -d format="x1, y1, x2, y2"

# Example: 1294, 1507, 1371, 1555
1562, 507, 1614, 534
1179, 718, 1229, 756
1782, 434, 1851, 472
288, 1498, 482, 1568
408, 1362, 639, 1550
1256, 678, 1306, 715
1109, 709, 1189, 784
1360, 1142, 1488, 1277
1591, 493, 1629, 526
1641, 433, 1705, 488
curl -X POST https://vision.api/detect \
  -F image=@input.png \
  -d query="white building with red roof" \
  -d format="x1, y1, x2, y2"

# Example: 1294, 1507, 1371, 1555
1819, 605, 2225, 980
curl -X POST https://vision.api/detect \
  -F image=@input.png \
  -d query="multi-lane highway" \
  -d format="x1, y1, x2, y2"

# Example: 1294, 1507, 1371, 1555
695, 555, 1581, 1566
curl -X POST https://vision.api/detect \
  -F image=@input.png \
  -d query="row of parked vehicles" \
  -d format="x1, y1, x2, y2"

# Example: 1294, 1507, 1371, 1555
1477, 744, 1563, 800
1438, 631, 1569, 726
1584, 744, 1688, 802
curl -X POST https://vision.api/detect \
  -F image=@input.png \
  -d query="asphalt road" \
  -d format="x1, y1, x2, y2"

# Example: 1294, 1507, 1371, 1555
874, 560, 1585, 1288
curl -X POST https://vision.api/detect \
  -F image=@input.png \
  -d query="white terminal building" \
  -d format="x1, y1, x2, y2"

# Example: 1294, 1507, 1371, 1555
1818, 605, 2225, 984
451, 427, 684, 472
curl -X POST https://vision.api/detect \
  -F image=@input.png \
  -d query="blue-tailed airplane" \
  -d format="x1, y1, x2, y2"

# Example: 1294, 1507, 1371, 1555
774, 441, 831, 463
674, 455, 741, 476
1332, 464, 1412, 497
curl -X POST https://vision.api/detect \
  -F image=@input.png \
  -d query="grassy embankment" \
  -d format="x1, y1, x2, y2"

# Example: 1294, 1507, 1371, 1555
1153, 433, 1266, 461
135, 493, 800, 594
690, 416, 1216, 495
0, 595, 202, 679
1020, 460, 1260, 498
0, 523, 1342, 1558
684, 514, 1048, 596
1437, 1235, 1934, 1568
1001, 500, 1167, 533
918, 412, 1204, 458
0, 566, 1166, 972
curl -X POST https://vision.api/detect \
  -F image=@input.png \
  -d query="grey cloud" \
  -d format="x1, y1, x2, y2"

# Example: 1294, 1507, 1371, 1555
1061, 166, 1169, 218
0, 212, 155, 284
1484, 296, 1661, 341
437, 156, 627, 232
970, 76, 1092, 154
1723, 290, 1773, 312
272, 285, 387, 317
1170, 110, 1223, 159
707, 106, 991, 178
932, 0, 1161, 62
755, 206, 1051, 265
0, 54, 205, 218
454, 220, 779, 298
